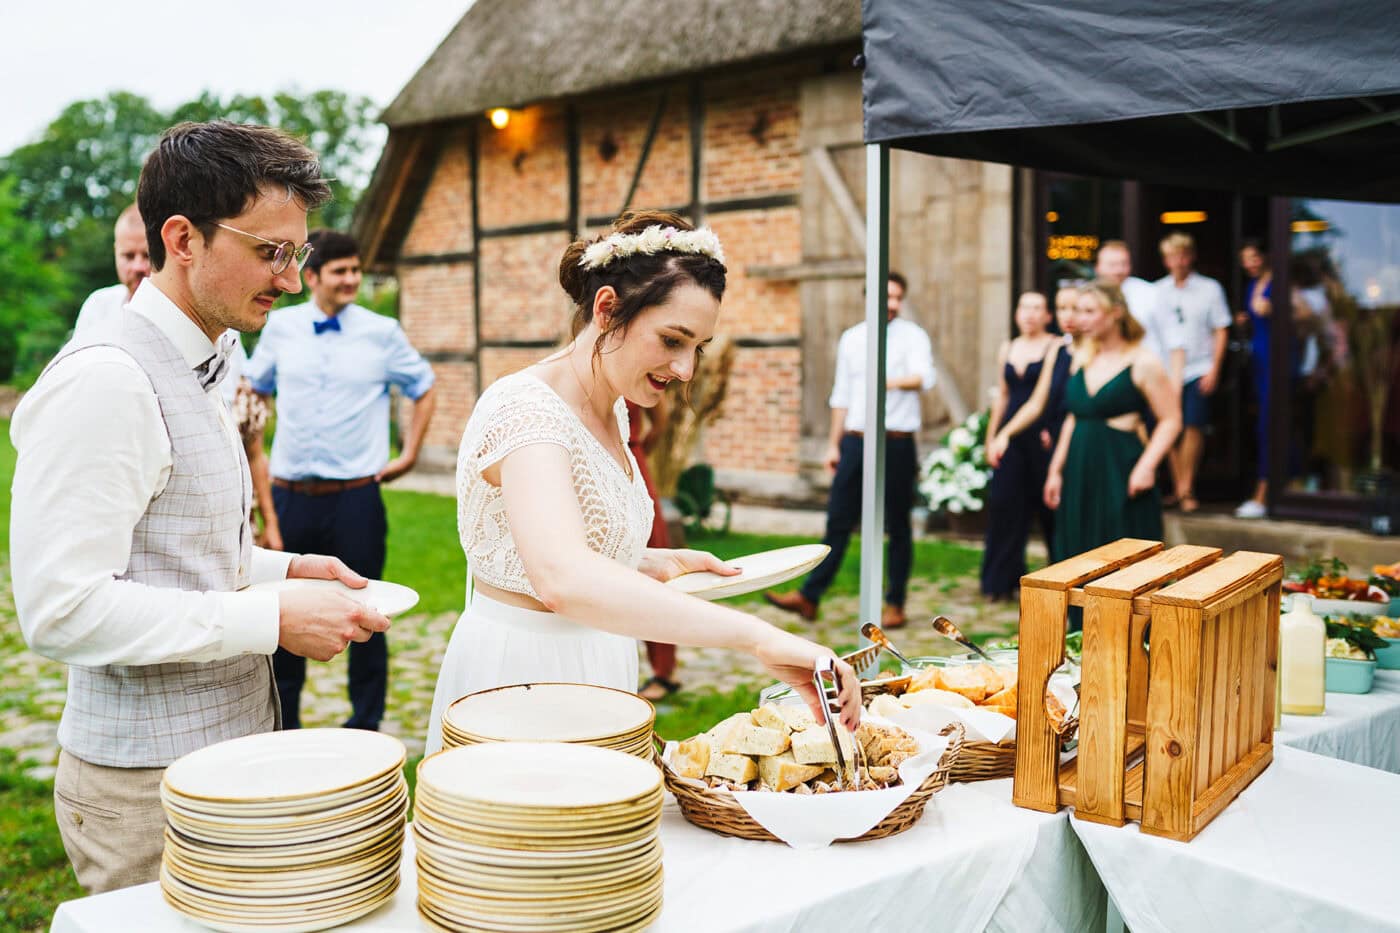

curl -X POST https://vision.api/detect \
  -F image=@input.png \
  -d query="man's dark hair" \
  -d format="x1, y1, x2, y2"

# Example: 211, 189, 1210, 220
305, 230, 360, 274
888, 270, 908, 293
138, 121, 331, 270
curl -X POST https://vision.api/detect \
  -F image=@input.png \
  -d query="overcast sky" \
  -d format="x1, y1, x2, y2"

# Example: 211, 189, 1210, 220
0, 1, 472, 154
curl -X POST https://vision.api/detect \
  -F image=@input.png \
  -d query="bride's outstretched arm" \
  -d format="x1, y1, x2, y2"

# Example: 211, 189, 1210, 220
497, 443, 861, 728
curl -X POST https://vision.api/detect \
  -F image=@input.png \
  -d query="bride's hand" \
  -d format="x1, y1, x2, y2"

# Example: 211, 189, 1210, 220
754, 627, 862, 730
637, 548, 740, 583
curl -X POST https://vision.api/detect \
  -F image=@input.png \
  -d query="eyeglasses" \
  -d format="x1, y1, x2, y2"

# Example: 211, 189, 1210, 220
214, 223, 314, 274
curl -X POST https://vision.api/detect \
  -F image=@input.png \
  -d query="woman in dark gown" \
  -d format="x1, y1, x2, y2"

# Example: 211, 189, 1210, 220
1045, 281, 1181, 561
980, 292, 1058, 599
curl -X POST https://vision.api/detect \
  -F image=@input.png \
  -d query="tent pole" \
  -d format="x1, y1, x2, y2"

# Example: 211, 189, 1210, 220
859, 142, 890, 644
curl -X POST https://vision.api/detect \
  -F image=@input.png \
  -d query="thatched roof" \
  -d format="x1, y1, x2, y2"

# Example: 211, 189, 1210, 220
382, 0, 862, 128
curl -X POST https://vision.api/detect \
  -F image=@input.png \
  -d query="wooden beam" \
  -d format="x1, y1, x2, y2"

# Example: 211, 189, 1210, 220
620, 91, 668, 215
746, 258, 864, 281
363, 130, 425, 271
469, 121, 483, 400
809, 145, 865, 249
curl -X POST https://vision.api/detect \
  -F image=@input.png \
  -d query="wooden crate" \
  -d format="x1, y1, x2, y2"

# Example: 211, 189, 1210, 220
1012, 539, 1284, 842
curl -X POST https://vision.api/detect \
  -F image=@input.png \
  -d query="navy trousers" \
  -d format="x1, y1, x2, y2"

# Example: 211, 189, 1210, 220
272, 481, 388, 731
800, 433, 917, 608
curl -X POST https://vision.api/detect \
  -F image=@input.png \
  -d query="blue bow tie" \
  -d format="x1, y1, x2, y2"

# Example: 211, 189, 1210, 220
313, 316, 341, 335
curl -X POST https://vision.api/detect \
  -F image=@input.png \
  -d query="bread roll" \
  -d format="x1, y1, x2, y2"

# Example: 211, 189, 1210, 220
936, 665, 990, 703
900, 688, 975, 710
671, 736, 711, 779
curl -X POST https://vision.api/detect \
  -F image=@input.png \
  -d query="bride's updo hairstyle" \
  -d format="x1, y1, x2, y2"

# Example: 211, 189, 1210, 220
559, 209, 728, 365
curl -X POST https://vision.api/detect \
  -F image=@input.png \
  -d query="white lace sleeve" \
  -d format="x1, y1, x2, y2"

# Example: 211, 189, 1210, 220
469, 380, 572, 475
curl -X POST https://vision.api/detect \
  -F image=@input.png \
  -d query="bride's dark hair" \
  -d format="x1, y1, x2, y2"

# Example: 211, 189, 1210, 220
558, 209, 727, 363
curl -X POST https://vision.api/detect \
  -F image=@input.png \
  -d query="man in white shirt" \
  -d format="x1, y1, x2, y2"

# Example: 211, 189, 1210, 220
766, 272, 936, 629
10, 121, 391, 894
72, 203, 151, 336
1096, 239, 1184, 378
1154, 232, 1231, 512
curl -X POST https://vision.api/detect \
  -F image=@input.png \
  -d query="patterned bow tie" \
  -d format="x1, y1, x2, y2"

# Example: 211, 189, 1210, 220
313, 316, 341, 335
195, 331, 239, 392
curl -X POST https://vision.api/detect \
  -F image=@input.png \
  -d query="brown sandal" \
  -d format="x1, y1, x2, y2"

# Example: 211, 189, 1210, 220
1180, 494, 1200, 513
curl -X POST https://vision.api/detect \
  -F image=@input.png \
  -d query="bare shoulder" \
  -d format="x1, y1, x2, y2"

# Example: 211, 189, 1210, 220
1129, 344, 1166, 382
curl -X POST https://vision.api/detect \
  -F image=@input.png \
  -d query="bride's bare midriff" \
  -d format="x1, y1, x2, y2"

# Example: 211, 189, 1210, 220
474, 578, 552, 612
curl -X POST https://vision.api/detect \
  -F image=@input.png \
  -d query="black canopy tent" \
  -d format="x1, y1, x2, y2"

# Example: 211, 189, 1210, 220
849, 1, 1400, 614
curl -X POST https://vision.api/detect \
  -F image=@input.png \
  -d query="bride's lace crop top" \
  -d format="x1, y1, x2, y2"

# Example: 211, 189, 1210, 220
456, 371, 656, 600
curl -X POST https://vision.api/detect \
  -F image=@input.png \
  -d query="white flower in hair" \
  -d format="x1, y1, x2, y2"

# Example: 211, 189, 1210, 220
579, 224, 726, 270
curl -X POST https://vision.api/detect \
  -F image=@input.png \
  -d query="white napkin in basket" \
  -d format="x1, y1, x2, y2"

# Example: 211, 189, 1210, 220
663, 716, 952, 849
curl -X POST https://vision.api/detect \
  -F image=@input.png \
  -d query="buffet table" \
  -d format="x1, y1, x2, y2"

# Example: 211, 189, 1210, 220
52, 780, 1104, 933
1275, 670, 1400, 772
1074, 745, 1400, 933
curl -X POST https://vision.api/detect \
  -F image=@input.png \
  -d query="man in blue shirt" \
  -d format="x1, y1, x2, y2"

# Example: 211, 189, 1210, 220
246, 230, 437, 731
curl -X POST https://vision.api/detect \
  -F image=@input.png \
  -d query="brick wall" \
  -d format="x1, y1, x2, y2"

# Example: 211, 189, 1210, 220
700, 347, 801, 473
402, 129, 473, 256
398, 261, 474, 354
702, 68, 803, 202
705, 207, 801, 340
478, 233, 573, 344
579, 89, 690, 220
479, 105, 568, 228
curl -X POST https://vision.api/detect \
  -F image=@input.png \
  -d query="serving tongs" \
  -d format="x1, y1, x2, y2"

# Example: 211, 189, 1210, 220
812, 656, 855, 790
930, 615, 994, 662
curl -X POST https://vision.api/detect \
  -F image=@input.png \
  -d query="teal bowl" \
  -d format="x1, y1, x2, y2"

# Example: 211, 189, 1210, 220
1389, 597, 1400, 617
1375, 638, 1400, 670
1325, 656, 1377, 694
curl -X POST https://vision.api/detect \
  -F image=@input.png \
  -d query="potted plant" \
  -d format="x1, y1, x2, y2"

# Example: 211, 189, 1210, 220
918, 411, 991, 536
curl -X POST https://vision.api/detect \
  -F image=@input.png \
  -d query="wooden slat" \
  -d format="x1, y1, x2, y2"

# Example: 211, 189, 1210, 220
1057, 758, 1077, 809
1226, 604, 1246, 768
1196, 613, 1221, 795
1238, 600, 1259, 768
1210, 610, 1232, 785
1083, 545, 1222, 597
1013, 587, 1070, 813
1128, 612, 1151, 729
1153, 551, 1284, 609
1179, 744, 1274, 843
1023, 539, 1163, 592
1260, 582, 1282, 743
1142, 603, 1204, 840
1076, 594, 1134, 826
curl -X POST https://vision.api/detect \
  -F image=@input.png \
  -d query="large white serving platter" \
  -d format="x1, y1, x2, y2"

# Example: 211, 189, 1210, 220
243, 577, 420, 616
443, 683, 654, 743
163, 729, 406, 803
666, 543, 829, 601
417, 742, 661, 810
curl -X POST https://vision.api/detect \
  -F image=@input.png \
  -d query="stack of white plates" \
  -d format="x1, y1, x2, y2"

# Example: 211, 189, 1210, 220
413, 742, 664, 932
442, 683, 656, 759
160, 729, 408, 932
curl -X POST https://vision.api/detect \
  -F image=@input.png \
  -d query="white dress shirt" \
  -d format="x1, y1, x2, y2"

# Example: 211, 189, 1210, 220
829, 316, 937, 433
72, 283, 130, 337
1120, 275, 1179, 369
1152, 272, 1232, 383
10, 279, 292, 668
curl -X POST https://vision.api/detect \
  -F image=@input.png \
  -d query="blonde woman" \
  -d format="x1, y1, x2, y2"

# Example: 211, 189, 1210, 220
1044, 281, 1181, 561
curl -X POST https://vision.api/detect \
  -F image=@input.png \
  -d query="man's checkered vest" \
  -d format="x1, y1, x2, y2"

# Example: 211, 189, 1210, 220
46, 310, 278, 767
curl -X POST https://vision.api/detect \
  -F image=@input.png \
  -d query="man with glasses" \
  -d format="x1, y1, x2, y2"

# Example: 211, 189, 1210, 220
10, 121, 391, 892
246, 230, 437, 734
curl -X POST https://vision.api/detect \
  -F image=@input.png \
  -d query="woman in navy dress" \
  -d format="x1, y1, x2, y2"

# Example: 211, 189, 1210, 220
980, 292, 1058, 599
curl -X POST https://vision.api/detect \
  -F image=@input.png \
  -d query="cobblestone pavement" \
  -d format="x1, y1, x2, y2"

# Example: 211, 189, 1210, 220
0, 540, 1021, 779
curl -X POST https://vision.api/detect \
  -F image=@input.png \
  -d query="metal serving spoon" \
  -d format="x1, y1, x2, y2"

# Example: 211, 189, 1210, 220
859, 622, 918, 670
930, 615, 995, 662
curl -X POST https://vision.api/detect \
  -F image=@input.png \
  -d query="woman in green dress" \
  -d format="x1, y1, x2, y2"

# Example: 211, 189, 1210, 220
1045, 281, 1181, 559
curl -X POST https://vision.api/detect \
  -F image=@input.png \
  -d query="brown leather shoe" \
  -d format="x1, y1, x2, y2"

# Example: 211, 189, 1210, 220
764, 590, 817, 621
882, 604, 908, 629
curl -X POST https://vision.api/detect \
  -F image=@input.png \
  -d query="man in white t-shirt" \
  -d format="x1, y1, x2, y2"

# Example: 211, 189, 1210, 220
1096, 239, 1184, 380
73, 204, 151, 336
1154, 232, 1230, 512
766, 272, 936, 629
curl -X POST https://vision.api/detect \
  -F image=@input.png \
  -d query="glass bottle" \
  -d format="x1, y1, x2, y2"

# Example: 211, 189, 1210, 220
1280, 594, 1326, 716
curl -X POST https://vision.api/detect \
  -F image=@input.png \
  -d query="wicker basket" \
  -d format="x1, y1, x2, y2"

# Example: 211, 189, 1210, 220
659, 723, 965, 843
951, 740, 1017, 781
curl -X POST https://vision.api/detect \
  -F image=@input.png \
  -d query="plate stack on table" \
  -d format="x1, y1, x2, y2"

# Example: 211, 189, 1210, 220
442, 683, 655, 759
159, 729, 408, 932
413, 742, 665, 932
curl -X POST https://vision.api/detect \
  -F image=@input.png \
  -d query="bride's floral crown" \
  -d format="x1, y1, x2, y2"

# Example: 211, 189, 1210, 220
579, 224, 725, 271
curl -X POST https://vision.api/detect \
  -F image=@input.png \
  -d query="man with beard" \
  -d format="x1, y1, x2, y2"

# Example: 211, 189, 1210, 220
246, 230, 437, 733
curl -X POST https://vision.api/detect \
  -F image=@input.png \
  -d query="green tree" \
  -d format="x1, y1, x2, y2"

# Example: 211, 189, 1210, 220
0, 178, 69, 382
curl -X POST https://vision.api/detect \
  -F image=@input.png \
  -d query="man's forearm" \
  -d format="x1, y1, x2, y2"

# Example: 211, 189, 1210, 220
887, 373, 923, 390
828, 407, 848, 447
401, 386, 438, 465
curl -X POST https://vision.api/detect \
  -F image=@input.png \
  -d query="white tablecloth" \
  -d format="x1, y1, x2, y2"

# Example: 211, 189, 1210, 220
1275, 670, 1400, 772
1073, 745, 1400, 933
51, 782, 1103, 933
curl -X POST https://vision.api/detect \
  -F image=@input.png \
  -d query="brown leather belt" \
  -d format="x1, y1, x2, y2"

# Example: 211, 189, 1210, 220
273, 476, 376, 496
846, 430, 914, 440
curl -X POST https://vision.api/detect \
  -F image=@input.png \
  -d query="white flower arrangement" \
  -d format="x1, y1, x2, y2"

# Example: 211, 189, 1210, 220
579, 224, 726, 270
919, 411, 991, 514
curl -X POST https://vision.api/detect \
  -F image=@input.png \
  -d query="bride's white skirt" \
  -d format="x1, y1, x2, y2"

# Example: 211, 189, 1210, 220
424, 591, 639, 755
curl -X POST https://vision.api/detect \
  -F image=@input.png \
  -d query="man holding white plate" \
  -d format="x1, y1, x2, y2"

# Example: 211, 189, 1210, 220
9, 121, 390, 894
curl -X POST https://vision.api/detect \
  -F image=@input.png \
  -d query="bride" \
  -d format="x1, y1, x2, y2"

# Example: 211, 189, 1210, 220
425, 210, 860, 752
